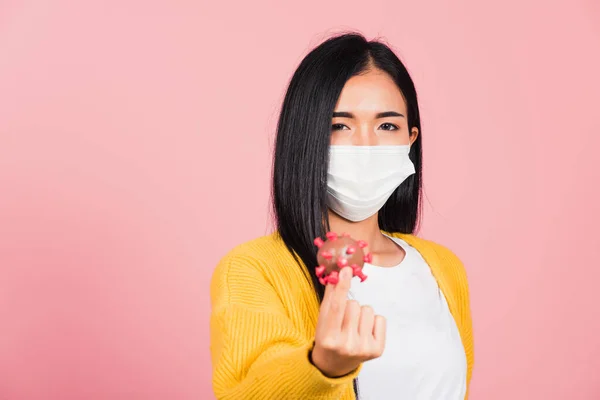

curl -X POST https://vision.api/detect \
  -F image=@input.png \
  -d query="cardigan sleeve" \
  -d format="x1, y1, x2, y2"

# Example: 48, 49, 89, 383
436, 244, 475, 399
209, 252, 360, 400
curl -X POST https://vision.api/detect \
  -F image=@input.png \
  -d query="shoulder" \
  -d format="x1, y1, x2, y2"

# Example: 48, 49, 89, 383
388, 231, 463, 262
210, 232, 285, 285
209, 233, 299, 310
387, 231, 469, 283
215, 233, 285, 264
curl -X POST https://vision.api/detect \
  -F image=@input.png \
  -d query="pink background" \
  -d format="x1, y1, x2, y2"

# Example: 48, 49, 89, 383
1, 1, 599, 399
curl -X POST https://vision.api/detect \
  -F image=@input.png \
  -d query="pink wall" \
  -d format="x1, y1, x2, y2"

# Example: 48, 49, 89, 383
1, 1, 599, 399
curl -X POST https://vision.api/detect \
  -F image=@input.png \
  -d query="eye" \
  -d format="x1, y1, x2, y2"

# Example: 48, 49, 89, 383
379, 123, 399, 131
331, 123, 350, 131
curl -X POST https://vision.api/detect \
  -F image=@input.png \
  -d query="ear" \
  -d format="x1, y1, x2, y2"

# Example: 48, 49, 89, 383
409, 127, 419, 146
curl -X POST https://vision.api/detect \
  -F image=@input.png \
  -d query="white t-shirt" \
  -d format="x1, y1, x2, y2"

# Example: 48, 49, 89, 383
348, 236, 467, 400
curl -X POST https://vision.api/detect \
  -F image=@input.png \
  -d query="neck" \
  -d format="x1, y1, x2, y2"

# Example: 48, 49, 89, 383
327, 210, 389, 253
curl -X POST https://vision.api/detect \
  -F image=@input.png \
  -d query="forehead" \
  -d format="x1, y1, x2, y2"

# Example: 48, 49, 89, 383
334, 69, 406, 114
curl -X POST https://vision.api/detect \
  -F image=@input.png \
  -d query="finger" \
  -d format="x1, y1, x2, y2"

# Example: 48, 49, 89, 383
341, 299, 361, 334
372, 315, 387, 354
327, 267, 354, 329
358, 305, 375, 337
331, 266, 353, 302
319, 279, 336, 320
321, 266, 350, 305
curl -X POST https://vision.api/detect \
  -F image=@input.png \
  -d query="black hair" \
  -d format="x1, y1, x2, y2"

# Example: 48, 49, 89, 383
271, 32, 423, 398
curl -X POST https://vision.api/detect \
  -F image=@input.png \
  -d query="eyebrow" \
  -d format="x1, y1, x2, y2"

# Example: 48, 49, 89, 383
332, 111, 405, 119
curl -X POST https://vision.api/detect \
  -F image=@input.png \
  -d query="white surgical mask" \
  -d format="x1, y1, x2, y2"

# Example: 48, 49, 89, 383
326, 145, 415, 222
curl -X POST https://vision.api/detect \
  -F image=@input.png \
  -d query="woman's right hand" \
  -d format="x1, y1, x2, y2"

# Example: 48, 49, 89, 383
310, 266, 387, 378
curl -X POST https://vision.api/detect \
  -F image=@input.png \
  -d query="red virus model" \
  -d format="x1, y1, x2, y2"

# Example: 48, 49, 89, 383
313, 232, 372, 285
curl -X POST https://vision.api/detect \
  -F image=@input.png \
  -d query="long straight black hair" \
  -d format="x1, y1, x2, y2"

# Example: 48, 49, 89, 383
271, 32, 423, 398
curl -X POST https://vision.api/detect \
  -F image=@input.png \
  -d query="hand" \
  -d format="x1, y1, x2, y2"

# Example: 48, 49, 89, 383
310, 266, 387, 377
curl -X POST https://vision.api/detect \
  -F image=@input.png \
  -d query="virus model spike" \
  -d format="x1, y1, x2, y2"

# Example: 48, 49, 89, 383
314, 237, 324, 248
351, 264, 367, 282
325, 231, 338, 241
327, 271, 339, 284
356, 269, 368, 282
357, 240, 368, 249
363, 252, 373, 263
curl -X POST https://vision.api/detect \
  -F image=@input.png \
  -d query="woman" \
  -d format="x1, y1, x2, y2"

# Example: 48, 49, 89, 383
209, 32, 474, 399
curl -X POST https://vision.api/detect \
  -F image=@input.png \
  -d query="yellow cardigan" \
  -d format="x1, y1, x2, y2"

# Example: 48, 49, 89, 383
210, 232, 474, 399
